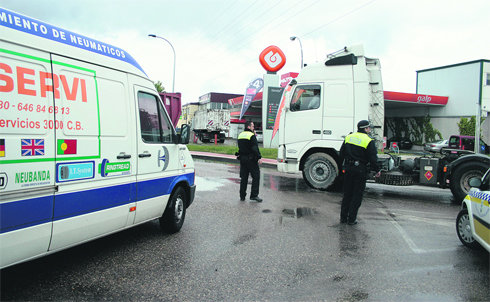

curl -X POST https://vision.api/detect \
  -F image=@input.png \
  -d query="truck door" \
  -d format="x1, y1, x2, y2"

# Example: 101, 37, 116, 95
0, 42, 55, 267
133, 83, 180, 224
283, 84, 323, 145
322, 82, 354, 141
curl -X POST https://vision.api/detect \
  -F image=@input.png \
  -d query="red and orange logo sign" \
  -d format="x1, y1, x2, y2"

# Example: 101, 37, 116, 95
259, 45, 286, 72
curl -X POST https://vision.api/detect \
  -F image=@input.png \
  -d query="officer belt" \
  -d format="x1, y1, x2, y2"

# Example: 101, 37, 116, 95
345, 159, 364, 166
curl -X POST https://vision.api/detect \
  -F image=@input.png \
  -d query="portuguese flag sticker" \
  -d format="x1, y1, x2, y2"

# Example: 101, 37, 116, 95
57, 139, 77, 155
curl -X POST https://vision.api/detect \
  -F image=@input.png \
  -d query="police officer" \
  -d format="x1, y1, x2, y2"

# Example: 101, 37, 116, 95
237, 121, 263, 202
339, 120, 379, 225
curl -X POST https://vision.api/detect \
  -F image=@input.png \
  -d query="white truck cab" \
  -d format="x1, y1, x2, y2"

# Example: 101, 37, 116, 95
277, 45, 384, 190
0, 7, 195, 269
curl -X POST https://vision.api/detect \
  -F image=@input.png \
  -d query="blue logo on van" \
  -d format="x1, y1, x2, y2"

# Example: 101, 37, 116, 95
56, 161, 95, 183
158, 146, 169, 171
0, 8, 146, 74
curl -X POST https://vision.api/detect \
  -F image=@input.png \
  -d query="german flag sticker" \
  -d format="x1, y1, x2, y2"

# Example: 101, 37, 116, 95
0, 139, 5, 157
57, 139, 77, 155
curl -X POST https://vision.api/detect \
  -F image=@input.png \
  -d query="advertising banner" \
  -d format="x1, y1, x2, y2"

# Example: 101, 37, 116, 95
271, 84, 293, 140
239, 78, 263, 120
266, 87, 284, 130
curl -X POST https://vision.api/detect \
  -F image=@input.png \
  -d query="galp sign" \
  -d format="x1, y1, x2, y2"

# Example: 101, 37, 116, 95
259, 46, 286, 73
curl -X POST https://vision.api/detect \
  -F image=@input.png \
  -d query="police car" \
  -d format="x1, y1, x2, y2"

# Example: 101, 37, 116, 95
456, 168, 490, 252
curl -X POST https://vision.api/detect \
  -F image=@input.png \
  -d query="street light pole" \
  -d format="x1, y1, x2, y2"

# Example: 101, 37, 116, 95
290, 36, 303, 69
148, 34, 176, 93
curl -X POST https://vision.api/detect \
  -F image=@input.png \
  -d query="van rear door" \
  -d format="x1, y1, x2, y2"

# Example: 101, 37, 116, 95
449, 136, 460, 149
0, 42, 55, 267
48, 55, 135, 250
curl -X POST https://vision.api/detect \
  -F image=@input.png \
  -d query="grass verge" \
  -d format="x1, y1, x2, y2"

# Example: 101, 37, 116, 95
187, 144, 277, 159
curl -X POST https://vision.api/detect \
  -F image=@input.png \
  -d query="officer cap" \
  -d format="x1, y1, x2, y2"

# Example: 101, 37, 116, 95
357, 120, 371, 129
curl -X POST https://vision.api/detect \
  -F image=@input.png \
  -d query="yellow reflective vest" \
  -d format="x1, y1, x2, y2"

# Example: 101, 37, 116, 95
344, 132, 372, 149
238, 131, 254, 140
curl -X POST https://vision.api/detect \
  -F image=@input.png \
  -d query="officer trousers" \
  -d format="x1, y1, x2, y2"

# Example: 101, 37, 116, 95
240, 158, 260, 199
340, 164, 367, 223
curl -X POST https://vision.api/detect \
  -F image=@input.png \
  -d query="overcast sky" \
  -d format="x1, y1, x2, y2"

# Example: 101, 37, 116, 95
2, 0, 489, 103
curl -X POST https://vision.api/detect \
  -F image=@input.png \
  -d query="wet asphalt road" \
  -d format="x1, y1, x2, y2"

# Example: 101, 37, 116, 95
1, 159, 489, 301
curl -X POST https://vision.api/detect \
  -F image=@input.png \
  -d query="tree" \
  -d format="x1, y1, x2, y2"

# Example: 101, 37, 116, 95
154, 81, 165, 93
458, 116, 476, 136
458, 116, 487, 137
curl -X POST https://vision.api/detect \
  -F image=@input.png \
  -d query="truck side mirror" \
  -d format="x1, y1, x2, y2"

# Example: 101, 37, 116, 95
469, 177, 481, 188
179, 124, 190, 144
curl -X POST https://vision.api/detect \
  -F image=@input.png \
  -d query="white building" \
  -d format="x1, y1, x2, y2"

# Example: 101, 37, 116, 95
415, 59, 490, 139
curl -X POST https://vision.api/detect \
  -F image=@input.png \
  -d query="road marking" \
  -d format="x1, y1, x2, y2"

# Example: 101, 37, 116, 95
389, 264, 455, 276
399, 214, 453, 227
378, 208, 425, 254
377, 208, 458, 254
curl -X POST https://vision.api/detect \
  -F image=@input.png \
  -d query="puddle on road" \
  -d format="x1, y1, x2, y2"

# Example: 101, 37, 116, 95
232, 232, 257, 246
279, 207, 318, 224
262, 174, 313, 193
195, 176, 232, 192
365, 183, 454, 204
340, 290, 369, 301
282, 207, 318, 218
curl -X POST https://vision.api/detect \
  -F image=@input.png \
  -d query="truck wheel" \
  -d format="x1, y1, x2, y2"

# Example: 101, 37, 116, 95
450, 162, 487, 203
302, 153, 338, 190
160, 187, 187, 233
456, 209, 479, 248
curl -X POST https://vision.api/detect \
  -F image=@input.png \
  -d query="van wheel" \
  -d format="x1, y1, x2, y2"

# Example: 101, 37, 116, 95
450, 162, 487, 203
160, 187, 186, 233
456, 209, 479, 248
302, 153, 338, 190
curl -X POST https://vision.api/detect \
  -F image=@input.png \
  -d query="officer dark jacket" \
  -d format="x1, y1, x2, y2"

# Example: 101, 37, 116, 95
340, 131, 378, 171
237, 129, 261, 161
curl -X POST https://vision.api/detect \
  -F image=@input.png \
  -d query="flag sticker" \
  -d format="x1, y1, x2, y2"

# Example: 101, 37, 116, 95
57, 139, 77, 155
21, 139, 45, 156
0, 139, 5, 157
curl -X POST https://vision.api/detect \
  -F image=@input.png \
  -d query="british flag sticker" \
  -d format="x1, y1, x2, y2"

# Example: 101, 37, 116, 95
21, 139, 45, 156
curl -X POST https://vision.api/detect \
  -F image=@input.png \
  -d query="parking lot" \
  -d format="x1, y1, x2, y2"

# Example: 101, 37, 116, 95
1, 159, 488, 301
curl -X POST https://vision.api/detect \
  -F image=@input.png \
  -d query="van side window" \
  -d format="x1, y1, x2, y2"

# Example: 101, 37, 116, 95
138, 92, 174, 143
290, 85, 321, 111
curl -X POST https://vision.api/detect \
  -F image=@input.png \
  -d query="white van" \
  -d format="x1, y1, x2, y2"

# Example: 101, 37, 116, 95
0, 8, 196, 269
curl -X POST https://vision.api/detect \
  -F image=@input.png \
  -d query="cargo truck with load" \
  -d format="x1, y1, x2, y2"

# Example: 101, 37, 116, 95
275, 45, 489, 202
192, 109, 230, 143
